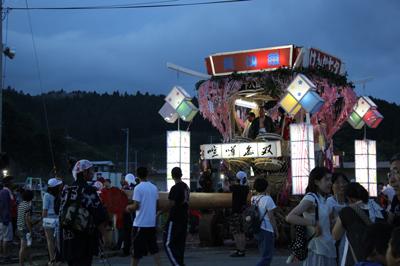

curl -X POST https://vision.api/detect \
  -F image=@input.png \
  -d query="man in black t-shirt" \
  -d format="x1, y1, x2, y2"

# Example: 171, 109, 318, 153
156, 167, 190, 266
222, 171, 249, 257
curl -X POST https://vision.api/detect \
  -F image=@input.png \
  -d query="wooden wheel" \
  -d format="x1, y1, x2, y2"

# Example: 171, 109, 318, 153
198, 213, 224, 246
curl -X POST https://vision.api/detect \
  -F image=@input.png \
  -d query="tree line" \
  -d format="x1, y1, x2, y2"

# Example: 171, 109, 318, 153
2, 87, 399, 179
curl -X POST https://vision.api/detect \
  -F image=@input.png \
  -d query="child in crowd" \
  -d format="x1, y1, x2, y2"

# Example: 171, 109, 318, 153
17, 190, 35, 266
353, 222, 395, 266
387, 227, 400, 266
286, 167, 336, 265
252, 178, 279, 266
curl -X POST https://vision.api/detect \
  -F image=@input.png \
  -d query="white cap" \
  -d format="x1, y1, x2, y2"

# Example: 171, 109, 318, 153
48, 178, 62, 188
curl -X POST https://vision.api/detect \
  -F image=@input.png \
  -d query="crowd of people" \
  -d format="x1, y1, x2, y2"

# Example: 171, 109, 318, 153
284, 153, 400, 266
1, 153, 400, 266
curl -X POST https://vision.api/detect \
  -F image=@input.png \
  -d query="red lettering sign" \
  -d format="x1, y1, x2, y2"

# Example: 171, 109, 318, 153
308, 47, 342, 75
209, 45, 294, 76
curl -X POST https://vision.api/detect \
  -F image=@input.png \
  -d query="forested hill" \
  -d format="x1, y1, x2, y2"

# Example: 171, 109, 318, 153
2, 88, 219, 176
2, 88, 399, 178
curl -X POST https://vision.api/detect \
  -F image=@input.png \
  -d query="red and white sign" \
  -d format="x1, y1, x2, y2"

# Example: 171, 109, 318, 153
208, 45, 294, 76
308, 47, 343, 75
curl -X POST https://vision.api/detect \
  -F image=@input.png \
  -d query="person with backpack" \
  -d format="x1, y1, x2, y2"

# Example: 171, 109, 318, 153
222, 171, 249, 257
56, 159, 110, 266
332, 182, 388, 266
286, 167, 336, 265
251, 178, 279, 266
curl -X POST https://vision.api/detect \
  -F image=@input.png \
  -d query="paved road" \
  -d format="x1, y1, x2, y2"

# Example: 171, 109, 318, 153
90, 245, 299, 266
10, 239, 302, 266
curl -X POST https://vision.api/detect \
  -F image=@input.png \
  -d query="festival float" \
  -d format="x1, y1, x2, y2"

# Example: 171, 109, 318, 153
193, 45, 359, 244
108, 44, 372, 246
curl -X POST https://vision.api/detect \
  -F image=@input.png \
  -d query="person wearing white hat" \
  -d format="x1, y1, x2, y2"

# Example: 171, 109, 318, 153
41, 178, 63, 265
57, 159, 110, 266
222, 171, 250, 257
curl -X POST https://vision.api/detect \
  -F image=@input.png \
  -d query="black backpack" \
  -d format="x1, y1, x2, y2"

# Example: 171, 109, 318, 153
59, 184, 96, 235
289, 193, 319, 262
242, 196, 268, 234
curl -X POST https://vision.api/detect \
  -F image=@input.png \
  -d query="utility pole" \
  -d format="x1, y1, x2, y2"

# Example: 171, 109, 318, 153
0, 1, 3, 153
134, 150, 137, 173
121, 128, 129, 174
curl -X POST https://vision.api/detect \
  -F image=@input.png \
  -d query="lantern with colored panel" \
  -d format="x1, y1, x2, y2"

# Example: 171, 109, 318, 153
176, 100, 198, 122
355, 140, 377, 197
290, 123, 315, 195
363, 109, 383, 128
348, 111, 365, 130
279, 74, 325, 116
159, 85, 198, 122
348, 96, 383, 129
299, 91, 325, 114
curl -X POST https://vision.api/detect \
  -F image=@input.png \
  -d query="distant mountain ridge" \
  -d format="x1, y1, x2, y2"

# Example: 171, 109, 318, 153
2, 87, 398, 177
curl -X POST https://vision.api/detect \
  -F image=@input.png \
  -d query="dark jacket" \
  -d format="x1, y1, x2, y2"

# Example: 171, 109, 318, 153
248, 116, 276, 139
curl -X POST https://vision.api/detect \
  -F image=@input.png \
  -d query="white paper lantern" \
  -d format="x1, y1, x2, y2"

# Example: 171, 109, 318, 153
164, 86, 192, 110
290, 123, 315, 195
166, 131, 191, 191
158, 102, 179, 123
355, 140, 377, 197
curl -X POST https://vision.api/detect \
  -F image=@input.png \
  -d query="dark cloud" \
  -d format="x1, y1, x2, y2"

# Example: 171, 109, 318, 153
3, 0, 400, 103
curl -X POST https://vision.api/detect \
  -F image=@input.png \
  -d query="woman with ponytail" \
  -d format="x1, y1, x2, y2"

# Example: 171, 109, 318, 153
222, 171, 249, 257
332, 182, 388, 265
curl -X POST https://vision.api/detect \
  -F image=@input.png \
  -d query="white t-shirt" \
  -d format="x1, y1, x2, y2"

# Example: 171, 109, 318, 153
382, 186, 396, 212
251, 195, 276, 233
132, 182, 159, 227
326, 196, 347, 223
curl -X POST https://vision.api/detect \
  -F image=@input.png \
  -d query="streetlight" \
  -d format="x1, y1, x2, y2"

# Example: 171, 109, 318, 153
121, 128, 129, 174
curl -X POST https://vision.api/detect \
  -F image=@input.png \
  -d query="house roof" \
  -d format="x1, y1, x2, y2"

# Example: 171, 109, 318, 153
91, 161, 115, 166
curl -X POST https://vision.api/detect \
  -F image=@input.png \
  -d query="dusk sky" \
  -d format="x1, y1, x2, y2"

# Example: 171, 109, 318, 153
3, 0, 400, 104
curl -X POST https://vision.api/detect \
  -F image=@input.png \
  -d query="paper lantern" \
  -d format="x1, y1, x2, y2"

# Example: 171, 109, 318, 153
364, 109, 384, 128
355, 140, 377, 197
290, 123, 315, 195
298, 91, 325, 114
279, 74, 324, 116
348, 96, 383, 129
166, 131, 191, 191
353, 96, 376, 119
348, 111, 366, 130
176, 101, 198, 122
279, 93, 302, 116
287, 74, 317, 101
165, 86, 192, 110
158, 102, 179, 123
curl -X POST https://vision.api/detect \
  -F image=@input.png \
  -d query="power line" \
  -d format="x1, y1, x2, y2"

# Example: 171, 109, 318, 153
24, 0, 56, 172
9, 0, 250, 10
